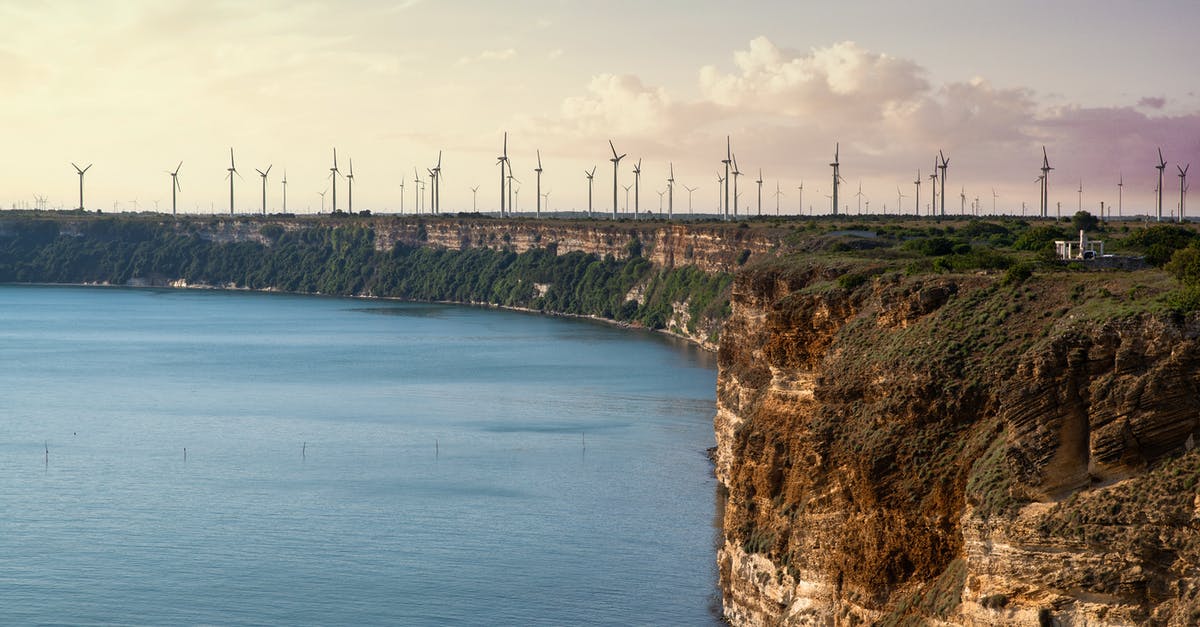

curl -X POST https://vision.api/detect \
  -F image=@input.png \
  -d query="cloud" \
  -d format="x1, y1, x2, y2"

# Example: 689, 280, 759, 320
698, 38, 928, 120
553, 73, 675, 137
457, 48, 517, 65
1138, 96, 1166, 109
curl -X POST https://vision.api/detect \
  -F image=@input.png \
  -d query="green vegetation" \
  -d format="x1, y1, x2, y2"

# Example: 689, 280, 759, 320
0, 217, 731, 335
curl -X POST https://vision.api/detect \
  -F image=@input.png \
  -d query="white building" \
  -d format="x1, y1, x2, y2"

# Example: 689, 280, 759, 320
1055, 230, 1105, 261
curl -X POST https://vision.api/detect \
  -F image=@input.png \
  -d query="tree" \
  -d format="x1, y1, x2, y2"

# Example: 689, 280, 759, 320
1071, 210, 1099, 233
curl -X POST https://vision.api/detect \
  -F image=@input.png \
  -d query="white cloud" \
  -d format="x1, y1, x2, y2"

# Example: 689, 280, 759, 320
457, 48, 517, 65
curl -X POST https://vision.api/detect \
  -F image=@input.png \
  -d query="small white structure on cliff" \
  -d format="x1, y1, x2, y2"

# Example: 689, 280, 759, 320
1055, 230, 1104, 261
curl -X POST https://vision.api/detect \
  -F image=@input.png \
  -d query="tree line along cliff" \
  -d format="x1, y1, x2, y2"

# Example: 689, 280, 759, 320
0, 214, 753, 347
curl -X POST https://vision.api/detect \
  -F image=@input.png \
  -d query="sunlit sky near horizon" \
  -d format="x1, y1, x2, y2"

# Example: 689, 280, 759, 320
2, 0, 1199, 217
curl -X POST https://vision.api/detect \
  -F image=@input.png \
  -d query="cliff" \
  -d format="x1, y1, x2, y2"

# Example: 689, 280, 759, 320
714, 260, 1200, 625
0, 214, 759, 349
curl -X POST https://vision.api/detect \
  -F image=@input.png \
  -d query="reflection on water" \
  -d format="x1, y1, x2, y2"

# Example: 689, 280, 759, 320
0, 285, 722, 626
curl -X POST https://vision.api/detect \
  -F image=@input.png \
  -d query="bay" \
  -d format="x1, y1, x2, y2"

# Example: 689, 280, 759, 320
0, 285, 722, 626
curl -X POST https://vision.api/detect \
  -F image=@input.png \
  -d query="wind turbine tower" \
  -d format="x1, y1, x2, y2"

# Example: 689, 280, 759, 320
1040, 147, 1053, 218
914, 170, 921, 217
684, 184, 697, 215
585, 166, 597, 218
938, 150, 949, 218
756, 169, 763, 216
347, 159, 355, 215
167, 162, 182, 216
1180, 163, 1190, 222
929, 166, 939, 220
633, 159, 642, 219
330, 148, 341, 213
226, 148, 240, 215
431, 152, 441, 214
1117, 173, 1123, 217
498, 133, 508, 217
282, 170, 288, 214
471, 185, 479, 212
774, 181, 783, 215
535, 150, 543, 219
992, 188, 998, 215
1156, 148, 1168, 222
609, 140, 626, 219
72, 163, 93, 211
255, 164, 272, 215
731, 155, 741, 218
830, 144, 841, 216
1078, 180, 1083, 213
667, 163, 675, 220
722, 138, 733, 220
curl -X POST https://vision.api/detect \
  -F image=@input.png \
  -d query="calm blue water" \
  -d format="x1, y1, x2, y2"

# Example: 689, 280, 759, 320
0, 285, 722, 626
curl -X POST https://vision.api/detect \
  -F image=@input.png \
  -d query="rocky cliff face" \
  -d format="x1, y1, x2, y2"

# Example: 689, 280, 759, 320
714, 262, 1200, 625
369, 218, 777, 274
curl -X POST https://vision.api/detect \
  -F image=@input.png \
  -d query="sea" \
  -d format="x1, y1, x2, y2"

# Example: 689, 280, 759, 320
0, 285, 723, 626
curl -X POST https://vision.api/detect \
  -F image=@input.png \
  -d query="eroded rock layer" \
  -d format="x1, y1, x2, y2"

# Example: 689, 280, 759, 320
715, 261, 1200, 625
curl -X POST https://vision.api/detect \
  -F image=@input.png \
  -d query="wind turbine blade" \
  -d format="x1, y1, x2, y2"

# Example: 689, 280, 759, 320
175, 161, 183, 175
266, 164, 272, 176
71, 162, 80, 172
609, 140, 619, 159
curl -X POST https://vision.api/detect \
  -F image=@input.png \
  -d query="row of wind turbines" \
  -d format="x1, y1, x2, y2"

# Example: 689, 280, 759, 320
61, 137, 1190, 221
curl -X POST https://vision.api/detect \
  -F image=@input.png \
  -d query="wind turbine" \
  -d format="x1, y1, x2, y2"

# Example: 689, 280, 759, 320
855, 180, 864, 214
507, 165, 520, 215
929, 166, 939, 221
413, 167, 422, 214
318, 188, 328, 213
938, 150, 949, 218
255, 164, 272, 215
684, 184, 697, 215
633, 157, 643, 218
960, 186, 966, 216
584, 166, 597, 218
471, 185, 479, 212
992, 188, 998, 215
330, 148, 341, 213
1180, 163, 1190, 222
498, 133, 509, 217
723, 137, 732, 220
431, 151, 441, 214
797, 181, 804, 215
1117, 173, 1123, 217
656, 189, 665, 213
716, 172, 725, 213
166, 161, 182, 216
398, 178, 405, 214
1040, 147, 1053, 218
667, 162, 675, 220
72, 163, 92, 211
731, 154, 741, 218
897, 186, 906, 214
347, 158, 355, 215
1077, 180, 1083, 214
1156, 148, 1168, 222
535, 150, 544, 219
609, 140, 626, 219
773, 182, 784, 215
622, 183, 632, 213
914, 170, 921, 217
226, 148, 241, 216
830, 144, 841, 216
756, 169, 764, 216
282, 170, 288, 214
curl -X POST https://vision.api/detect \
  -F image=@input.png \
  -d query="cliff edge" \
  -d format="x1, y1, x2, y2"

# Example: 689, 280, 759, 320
714, 260, 1200, 625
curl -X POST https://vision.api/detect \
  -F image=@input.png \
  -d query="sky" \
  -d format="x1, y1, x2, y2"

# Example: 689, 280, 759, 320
1, 0, 1199, 218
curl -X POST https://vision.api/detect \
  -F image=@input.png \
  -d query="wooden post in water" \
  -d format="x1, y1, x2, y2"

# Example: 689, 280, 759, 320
184, 447, 187, 462
302, 442, 306, 459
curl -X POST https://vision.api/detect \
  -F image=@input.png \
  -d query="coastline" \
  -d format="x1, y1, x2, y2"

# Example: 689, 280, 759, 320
10, 279, 719, 352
